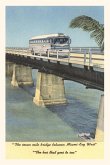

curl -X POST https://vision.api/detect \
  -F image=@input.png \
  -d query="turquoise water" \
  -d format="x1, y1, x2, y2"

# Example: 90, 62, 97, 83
6, 70, 103, 142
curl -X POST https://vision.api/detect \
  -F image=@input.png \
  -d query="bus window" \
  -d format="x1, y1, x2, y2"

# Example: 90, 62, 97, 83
54, 38, 69, 44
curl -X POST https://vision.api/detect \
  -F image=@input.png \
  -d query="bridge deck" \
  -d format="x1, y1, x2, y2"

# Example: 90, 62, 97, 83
6, 48, 104, 70
6, 48, 104, 91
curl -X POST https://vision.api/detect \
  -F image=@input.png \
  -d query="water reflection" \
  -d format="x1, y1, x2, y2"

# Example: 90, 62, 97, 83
6, 69, 103, 141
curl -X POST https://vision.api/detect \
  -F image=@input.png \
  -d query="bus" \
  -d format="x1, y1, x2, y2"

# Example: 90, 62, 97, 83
29, 33, 71, 56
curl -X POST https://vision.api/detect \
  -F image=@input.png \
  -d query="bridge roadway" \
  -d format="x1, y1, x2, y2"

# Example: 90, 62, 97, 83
6, 48, 104, 91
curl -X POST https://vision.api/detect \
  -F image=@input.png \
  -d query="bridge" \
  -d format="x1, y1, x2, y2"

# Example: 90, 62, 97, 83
6, 47, 104, 89
6, 47, 104, 141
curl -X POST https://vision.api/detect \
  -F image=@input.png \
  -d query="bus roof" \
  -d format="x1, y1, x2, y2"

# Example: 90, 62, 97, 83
30, 33, 68, 40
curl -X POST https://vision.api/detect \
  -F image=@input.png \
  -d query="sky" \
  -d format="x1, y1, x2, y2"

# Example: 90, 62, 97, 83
6, 6, 104, 48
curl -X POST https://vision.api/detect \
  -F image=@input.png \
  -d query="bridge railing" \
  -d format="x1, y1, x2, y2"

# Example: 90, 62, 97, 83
6, 47, 104, 69
6, 47, 32, 55
70, 47, 104, 55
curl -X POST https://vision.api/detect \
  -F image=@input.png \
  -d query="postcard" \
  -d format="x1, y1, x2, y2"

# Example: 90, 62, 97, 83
0, 0, 110, 164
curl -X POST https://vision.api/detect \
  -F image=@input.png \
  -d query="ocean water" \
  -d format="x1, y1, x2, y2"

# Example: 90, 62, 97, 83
6, 69, 103, 142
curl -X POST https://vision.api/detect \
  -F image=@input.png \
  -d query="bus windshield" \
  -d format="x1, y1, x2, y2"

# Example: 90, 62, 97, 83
53, 38, 69, 44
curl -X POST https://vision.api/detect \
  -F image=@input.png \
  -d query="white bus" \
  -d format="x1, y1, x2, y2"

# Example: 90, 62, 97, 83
29, 33, 71, 56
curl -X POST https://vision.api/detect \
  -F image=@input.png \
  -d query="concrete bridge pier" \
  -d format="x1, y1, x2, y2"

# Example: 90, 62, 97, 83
6, 61, 14, 77
33, 71, 67, 106
11, 64, 33, 87
95, 94, 104, 141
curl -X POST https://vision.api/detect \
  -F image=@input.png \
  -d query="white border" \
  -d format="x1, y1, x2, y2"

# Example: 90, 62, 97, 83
0, 0, 110, 164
